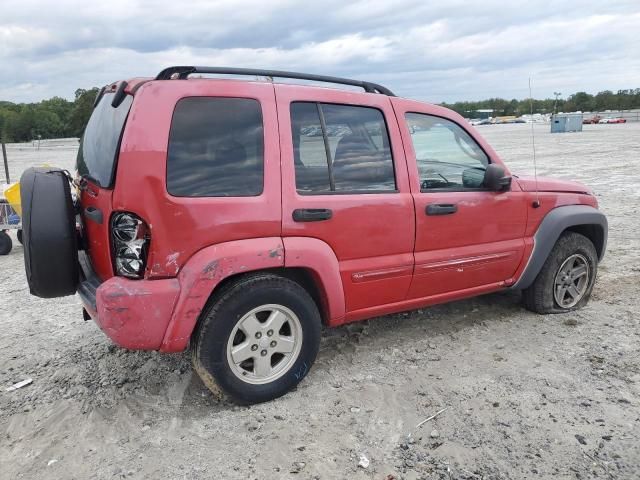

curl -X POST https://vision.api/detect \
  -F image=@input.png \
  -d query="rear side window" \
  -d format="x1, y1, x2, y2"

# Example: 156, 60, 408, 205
291, 102, 396, 193
167, 97, 264, 197
77, 93, 133, 188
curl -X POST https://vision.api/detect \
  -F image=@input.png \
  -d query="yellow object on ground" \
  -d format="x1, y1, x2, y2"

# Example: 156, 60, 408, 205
4, 182, 21, 216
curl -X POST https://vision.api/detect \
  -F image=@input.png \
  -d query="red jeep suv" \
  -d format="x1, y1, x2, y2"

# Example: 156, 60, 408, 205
20, 67, 607, 403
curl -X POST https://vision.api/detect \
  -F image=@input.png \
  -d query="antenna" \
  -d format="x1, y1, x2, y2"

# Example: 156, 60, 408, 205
529, 77, 541, 208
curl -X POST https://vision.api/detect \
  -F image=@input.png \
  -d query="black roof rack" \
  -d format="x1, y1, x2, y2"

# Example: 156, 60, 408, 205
154, 66, 395, 96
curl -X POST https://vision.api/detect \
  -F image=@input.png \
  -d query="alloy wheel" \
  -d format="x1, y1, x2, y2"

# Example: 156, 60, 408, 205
226, 304, 303, 384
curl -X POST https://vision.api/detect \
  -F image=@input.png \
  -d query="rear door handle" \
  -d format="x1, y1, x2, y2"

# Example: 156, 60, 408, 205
426, 203, 457, 216
292, 208, 333, 222
84, 206, 103, 224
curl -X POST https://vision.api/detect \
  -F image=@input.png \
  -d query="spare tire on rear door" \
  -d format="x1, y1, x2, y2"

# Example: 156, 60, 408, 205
20, 167, 79, 298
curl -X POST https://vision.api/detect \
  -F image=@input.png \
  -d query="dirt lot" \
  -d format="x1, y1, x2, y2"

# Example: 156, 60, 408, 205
1, 124, 639, 479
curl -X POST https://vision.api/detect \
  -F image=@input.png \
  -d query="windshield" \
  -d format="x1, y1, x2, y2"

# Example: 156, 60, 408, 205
76, 92, 133, 187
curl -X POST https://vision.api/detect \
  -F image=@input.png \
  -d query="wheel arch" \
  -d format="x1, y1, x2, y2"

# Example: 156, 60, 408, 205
513, 204, 608, 290
198, 266, 332, 324
564, 223, 606, 260
159, 236, 345, 352
160, 237, 285, 352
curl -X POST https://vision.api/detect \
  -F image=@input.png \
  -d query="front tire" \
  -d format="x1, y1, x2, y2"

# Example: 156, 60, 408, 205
192, 273, 321, 404
523, 232, 598, 314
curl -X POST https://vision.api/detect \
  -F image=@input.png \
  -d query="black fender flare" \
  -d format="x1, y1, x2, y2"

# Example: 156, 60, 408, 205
512, 205, 607, 290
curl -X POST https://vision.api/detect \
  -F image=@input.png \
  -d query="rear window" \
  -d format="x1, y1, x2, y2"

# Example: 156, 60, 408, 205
166, 97, 264, 197
291, 102, 396, 194
76, 92, 133, 188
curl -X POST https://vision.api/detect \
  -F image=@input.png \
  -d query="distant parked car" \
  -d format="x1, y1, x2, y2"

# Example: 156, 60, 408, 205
582, 115, 601, 124
598, 117, 626, 124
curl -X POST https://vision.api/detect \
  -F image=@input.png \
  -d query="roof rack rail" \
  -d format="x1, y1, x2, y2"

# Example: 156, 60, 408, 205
154, 66, 395, 96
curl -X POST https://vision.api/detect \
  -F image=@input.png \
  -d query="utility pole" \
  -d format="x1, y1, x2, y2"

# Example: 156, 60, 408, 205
553, 92, 562, 114
1, 139, 9, 184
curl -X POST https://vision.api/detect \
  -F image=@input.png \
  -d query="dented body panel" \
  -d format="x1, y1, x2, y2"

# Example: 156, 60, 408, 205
160, 237, 285, 352
113, 80, 282, 279
84, 237, 285, 351
93, 276, 180, 349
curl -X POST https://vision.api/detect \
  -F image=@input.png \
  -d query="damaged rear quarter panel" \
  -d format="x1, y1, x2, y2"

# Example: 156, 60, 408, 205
112, 80, 282, 280
159, 237, 285, 352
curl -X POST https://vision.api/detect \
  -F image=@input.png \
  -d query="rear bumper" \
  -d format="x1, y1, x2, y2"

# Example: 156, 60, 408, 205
78, 253, 180, 350
77, 237, 288, 352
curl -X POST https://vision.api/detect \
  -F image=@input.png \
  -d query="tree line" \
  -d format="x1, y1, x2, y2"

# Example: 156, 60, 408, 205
1, 87, 639, 143
442, 89, 640, 118
0, 88, 98, 143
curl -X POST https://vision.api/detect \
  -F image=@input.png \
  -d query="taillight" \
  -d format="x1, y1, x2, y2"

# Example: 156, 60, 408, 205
111, 212, 150, 279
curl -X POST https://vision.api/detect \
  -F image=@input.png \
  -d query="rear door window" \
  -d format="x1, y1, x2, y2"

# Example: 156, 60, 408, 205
291, 102, 396, 193
76, 93, 133, 188
167, 97, 264, 197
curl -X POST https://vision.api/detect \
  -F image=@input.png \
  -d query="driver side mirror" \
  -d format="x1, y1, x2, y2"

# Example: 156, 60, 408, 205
483, 164, 512, 192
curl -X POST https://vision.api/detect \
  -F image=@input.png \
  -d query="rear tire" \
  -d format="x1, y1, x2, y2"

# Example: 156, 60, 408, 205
523, 232, 597, 314
16, 229, 23, 245
0, 231, 12, 255
192, 273, 321, 404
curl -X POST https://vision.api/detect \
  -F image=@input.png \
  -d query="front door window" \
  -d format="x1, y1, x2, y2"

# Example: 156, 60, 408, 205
405, 113, 489, 191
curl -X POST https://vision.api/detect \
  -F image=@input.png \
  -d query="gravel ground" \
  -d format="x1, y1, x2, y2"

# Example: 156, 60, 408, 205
1, 123, 639, 479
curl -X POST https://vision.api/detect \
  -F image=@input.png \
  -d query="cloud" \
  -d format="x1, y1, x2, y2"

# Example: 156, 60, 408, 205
0, 0, 638, 102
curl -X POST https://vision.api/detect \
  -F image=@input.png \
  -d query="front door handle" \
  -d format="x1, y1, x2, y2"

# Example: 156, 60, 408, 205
292, 208, 333, 222
426, 203, 457, 216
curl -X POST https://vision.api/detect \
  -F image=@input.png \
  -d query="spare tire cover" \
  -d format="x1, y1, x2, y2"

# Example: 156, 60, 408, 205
20, 167, 78, 298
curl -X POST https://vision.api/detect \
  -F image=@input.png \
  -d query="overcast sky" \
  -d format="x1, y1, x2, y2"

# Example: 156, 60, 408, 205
1, 0, 639, 103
